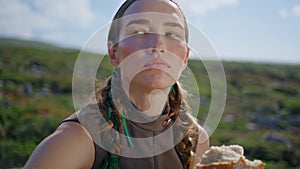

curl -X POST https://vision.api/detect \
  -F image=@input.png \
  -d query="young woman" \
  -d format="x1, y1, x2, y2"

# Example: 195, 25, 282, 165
24, 0, 209, 169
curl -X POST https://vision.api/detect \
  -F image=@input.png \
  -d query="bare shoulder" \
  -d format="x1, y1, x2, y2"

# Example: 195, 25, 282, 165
191, 125, 210, 168
197, 125, 209, 145
24, 113, 95, 169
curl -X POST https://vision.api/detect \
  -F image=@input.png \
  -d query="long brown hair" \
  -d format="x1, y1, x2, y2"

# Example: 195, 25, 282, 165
97, 1, 198, 168
95, 77, 198, 169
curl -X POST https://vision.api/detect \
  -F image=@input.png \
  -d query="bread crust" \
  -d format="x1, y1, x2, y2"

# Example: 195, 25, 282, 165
197, 157, 265, 169
196, 145, 265, 169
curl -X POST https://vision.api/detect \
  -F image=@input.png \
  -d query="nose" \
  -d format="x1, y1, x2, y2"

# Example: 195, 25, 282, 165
148, 34, 166, 54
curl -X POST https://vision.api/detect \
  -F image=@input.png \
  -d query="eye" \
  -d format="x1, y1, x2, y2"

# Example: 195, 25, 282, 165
165, 32, 178, 37
132, 30, 146, 35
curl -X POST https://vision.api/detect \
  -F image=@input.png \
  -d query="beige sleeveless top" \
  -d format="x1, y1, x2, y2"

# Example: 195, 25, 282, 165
71, 104, 195, 169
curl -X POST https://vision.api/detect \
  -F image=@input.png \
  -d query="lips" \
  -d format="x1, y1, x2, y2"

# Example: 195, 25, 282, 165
143, 59, 171, 69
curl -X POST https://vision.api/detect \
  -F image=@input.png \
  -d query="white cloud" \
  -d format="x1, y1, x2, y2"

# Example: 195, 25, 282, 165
0, 0, 55, 38
279, 4, 300, 19
0, 0, 99, 41
178, 0, 239, 15
292, 5, 300, 17
30, 0, 96, 27
279, 8, 289, 19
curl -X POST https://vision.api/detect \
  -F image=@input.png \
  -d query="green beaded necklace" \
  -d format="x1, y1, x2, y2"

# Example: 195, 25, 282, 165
101, 99, 134, 169
102, 86, 173, 169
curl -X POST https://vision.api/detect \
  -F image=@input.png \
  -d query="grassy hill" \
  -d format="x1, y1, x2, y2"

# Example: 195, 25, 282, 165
0, 38, 71, 51
0, 38, 299, 168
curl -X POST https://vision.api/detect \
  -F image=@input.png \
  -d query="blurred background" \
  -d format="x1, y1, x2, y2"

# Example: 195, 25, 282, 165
0, 0, 299, 168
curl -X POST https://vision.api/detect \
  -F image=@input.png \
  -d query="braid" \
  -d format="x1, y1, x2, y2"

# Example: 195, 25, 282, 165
96, 79, 198, 169
96, 77, 123, 168
100, 0, 196, 168
164, 83, 198, 169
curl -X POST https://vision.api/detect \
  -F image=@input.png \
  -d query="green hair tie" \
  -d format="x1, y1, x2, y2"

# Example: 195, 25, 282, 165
169, 85, 174, 94
102, 155, 120, 169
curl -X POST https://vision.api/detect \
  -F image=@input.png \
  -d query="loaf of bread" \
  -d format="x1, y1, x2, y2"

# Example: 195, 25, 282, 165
196, 145, 265, 169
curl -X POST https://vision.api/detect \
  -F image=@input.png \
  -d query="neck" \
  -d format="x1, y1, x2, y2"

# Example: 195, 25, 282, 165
125, 83, 169, 117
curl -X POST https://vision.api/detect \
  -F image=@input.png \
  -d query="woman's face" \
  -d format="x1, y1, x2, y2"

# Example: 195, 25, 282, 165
109, 0, 189, 91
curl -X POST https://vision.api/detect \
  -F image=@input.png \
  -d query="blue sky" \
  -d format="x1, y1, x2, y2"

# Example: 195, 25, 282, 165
0, 0, 299, 64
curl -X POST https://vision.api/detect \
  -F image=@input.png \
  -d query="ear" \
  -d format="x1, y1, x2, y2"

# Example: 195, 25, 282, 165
181, 47, 190, 71
183, 46, 190, 65
107, 41, 119, 67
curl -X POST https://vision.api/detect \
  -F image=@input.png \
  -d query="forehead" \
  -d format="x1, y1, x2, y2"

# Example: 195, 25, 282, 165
123, 0, 183, 19
120, 0, 185, 29
119, 12, 184, 30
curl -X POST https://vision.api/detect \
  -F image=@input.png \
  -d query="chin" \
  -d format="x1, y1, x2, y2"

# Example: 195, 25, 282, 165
131, 70, 175, 90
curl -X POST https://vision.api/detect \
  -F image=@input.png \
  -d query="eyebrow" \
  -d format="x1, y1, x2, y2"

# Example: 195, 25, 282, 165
125, 19, 184, 30
125, 19, 150, 27
164, 22, 184, 30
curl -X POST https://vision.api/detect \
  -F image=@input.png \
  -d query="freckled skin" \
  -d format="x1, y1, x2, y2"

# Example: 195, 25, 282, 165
114, 0, 189, 90
23, 1, 209, 169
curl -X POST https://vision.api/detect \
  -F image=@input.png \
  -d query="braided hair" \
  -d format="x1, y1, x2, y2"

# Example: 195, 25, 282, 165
95, 77, 198, 169
98, 1, 198, 168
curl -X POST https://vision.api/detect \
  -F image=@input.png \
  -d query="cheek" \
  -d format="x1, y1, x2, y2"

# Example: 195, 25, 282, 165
115, 38, 143, 61
115, 37, 188, 62
174, 44, 188, 61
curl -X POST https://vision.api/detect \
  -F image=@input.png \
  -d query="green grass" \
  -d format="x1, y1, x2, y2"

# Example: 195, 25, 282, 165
0, 39, 299, 168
